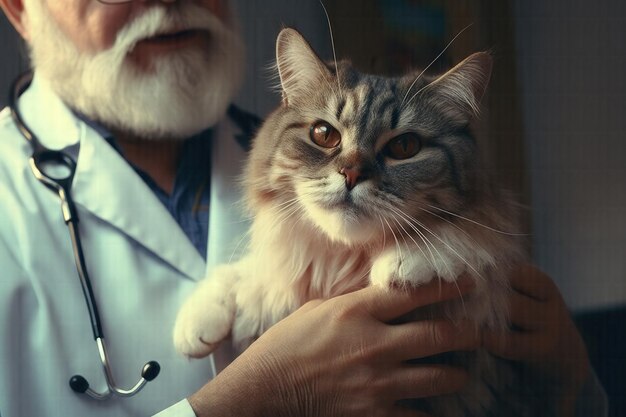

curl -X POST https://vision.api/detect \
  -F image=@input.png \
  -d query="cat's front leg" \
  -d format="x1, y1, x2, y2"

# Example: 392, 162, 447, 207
370, 245, 464, 287
173, 264, 241, 358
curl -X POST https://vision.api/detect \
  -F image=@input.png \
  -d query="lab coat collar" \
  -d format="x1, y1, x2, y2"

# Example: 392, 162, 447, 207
18, 73, 222, 281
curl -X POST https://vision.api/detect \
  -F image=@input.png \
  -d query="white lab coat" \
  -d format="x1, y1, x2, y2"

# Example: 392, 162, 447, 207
0, 74, 251, 417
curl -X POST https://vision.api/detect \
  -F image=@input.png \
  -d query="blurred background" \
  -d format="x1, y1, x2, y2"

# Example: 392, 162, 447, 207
1, 0, 624, 414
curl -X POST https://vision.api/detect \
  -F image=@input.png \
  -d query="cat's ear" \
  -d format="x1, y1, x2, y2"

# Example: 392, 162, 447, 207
428, 52, 493, 123
275, 28, 332, 105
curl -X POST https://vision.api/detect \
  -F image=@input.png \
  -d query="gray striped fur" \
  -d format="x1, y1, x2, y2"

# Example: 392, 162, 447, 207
239, 28, 549, 417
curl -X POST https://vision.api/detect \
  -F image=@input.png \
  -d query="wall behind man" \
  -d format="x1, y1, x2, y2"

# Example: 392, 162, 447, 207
232, 0, 330, 116
0, 14, 27, 108
513, 0, 626, 311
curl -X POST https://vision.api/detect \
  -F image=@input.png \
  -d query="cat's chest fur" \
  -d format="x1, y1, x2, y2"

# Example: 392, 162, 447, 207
239, 207, 375, 303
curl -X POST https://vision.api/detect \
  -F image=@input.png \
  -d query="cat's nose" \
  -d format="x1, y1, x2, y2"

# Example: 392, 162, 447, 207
340, 166, 368, 191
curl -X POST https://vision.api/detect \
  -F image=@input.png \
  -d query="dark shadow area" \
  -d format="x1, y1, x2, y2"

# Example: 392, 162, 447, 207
576, 306, 626, 417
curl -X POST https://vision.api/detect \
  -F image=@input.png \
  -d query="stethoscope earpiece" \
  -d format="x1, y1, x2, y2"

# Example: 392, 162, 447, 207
69, 375, 90, 394
142, 361, 161, 381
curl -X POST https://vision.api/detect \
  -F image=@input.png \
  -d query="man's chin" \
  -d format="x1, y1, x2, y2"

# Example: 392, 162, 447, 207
65, 47, 243, 141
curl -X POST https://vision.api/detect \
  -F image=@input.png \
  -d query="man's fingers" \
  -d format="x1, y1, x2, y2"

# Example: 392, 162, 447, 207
296, 299, 324, 314
508, 291, 546, 331
482, 329, 545, 360
508, 264, 558, 302
392, 365, 469, 399
390, 320, 481, 360
359, 275, 475, 322
391, 406, 433, 417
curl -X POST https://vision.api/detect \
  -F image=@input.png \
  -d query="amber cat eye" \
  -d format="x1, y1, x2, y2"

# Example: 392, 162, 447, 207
309, 121, 342, 148
384, 133, 422, 160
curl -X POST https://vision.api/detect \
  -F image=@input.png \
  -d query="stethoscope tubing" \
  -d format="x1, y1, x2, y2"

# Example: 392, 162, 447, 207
9, 72, 160, 399
11, 72, 104, 340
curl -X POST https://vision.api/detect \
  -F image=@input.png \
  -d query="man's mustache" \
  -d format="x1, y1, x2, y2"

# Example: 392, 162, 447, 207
114, 5, 220, 55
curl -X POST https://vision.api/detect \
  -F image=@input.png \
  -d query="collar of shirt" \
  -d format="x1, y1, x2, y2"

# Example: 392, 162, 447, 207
75, 112, 212, 260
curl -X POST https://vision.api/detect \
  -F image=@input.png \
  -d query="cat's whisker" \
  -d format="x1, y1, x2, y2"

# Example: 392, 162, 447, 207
386, 210, 437, 273
416, 205, 492, 261
262, 200, 303, 238
286, 206, 308, 243
319, 0, 343, 99
387, 204, 483, 281
294, 174, 327, 182
410, 216, 484, 282
272, 200, 301, 219
271, 197, 302, 212
394, 213, 424, 255
228, 228, 253, 264
274, 193, 302, 204
262, 204, 304, 256
401, 23, 473, 109
388, 206, 454, 280
389, 214, 411, 254
390, 207, 449, 272
381, 216, 402, 265
423, 203, 528, 236
313, 65, 341, 100
377, 214, 387, 253
362, 266, 374, 286
417, 206, 473, 239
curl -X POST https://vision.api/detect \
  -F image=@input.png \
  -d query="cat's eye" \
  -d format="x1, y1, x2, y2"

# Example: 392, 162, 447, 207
384, 133, 422, 160
309, 121, 341, 148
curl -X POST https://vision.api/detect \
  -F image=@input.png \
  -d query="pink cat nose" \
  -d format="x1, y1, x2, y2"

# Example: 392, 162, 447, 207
340, 166, 367, 190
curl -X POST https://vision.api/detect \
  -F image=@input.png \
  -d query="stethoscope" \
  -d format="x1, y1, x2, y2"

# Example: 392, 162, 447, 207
9, 72, 161, 400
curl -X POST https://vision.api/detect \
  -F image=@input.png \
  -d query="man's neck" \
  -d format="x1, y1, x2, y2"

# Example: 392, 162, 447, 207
115, 134, 184, 195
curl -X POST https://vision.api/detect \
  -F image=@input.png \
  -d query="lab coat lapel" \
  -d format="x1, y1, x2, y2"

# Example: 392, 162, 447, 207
20, 74, 206, 281
72, 129, 207, 281
17, 75, 81, 151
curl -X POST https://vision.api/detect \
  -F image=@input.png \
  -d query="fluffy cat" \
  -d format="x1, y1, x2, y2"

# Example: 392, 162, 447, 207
174, 28, 544, 416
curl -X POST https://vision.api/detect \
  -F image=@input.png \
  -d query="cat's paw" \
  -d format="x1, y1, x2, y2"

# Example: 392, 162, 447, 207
173, 300, 234, 358
371, 248, 467, 288
370, 250, 439, 287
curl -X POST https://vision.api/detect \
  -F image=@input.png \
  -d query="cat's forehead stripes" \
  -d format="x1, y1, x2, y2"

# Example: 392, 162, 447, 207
332, 77, 406, 144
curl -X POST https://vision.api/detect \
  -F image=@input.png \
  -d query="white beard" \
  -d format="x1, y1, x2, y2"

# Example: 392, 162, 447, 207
23, 0, 245, 140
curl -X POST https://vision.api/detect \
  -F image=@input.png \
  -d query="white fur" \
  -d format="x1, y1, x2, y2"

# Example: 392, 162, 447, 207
295, 174, 379, 244
174, 195, 521, 356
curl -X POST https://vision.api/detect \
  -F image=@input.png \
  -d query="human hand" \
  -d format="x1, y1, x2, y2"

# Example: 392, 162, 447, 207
189, 277, 479, 417
482, 264, 590, 416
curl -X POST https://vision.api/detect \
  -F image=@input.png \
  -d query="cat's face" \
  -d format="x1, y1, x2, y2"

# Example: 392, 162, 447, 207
246, 28, 492, 246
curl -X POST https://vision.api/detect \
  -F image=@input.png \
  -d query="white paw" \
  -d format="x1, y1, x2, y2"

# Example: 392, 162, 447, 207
370, 249, 438, 287
173, 300, 234, 358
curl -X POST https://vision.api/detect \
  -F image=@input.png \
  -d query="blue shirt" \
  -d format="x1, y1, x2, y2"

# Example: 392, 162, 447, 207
129, 131, 213, 260
79, 116, 213, 259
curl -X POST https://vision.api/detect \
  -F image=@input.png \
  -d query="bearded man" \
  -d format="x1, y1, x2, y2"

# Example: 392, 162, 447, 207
0, 1, 607, 417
